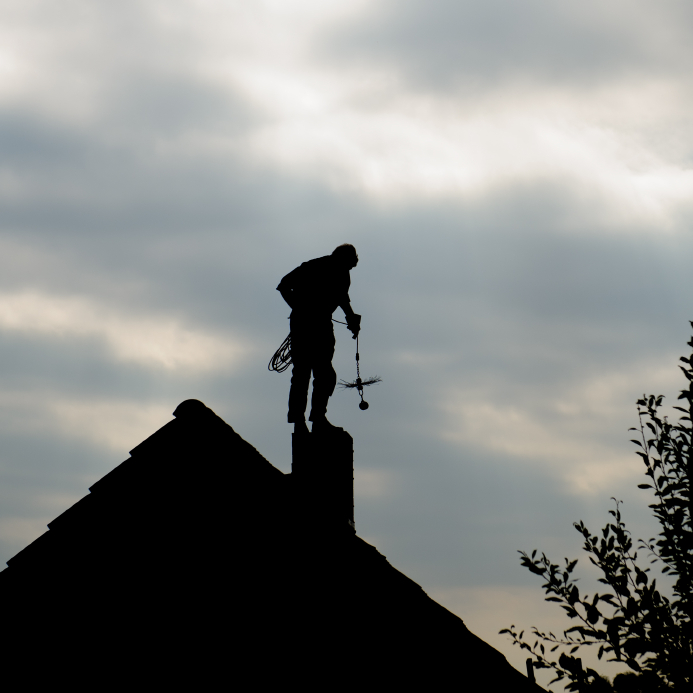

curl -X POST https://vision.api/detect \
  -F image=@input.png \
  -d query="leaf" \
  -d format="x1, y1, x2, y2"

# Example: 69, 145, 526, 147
637, 484, 653, 489
585, 603, 601, 625
558, 653, 571, 668
625, 658, 641, 673
525, 562, 545, 576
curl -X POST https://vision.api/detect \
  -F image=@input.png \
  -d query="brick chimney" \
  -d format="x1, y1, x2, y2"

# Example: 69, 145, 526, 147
291, 428, 355, 531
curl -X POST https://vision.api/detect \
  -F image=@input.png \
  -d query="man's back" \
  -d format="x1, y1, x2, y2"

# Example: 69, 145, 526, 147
278, 255, 350, 318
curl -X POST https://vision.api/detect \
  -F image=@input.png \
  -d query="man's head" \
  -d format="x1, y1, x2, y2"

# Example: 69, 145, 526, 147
332, 243, 358, 269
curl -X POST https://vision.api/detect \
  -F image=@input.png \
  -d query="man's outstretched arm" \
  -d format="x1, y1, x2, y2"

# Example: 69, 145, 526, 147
340, 299, 355, 320
339, 298, 361, 338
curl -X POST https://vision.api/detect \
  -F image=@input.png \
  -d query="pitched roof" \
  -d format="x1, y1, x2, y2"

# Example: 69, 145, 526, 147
0, 399, 543, 690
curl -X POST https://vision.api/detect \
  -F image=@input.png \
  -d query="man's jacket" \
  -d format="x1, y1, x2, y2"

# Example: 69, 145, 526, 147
277, 255, 351, 319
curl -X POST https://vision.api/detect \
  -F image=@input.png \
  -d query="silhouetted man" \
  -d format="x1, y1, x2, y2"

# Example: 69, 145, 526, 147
277, 244, 360, 433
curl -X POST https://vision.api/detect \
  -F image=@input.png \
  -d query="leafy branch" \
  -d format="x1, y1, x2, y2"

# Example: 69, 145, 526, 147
501, 323, 693, 691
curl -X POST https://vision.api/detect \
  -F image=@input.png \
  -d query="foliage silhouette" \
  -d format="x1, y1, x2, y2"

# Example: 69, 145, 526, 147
501, 324, 693, 691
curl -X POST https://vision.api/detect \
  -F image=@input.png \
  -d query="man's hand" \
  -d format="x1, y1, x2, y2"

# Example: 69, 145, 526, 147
347, 314, 361, 339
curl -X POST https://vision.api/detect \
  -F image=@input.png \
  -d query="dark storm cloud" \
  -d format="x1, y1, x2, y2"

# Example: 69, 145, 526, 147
324, 0, 693, 90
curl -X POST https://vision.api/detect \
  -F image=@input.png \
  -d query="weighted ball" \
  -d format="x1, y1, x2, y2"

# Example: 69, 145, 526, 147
359, 400, 369, 410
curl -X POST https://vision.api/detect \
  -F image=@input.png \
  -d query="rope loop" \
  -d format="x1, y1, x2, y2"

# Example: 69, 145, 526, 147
268, 333, 292, 373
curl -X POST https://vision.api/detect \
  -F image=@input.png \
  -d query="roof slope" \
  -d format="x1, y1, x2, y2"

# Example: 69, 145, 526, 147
0, 399, 542, 690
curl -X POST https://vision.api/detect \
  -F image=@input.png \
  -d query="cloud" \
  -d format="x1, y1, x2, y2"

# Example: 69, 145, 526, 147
436, 349, 689, 497
354, 468, 399, 499
440, 396, 637, 496
214, 1, 693, 215
326, 0, 693, 90
242, 81, 693, 218
0, 516, 50, 547
0, 389, 174, 450
3, 0, 693, 219
0, 290, 246, 372
45, 398, 175, 452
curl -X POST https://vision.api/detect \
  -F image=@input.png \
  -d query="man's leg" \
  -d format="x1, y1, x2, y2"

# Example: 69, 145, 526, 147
287, 320, 313, 424
308, 358, 337, 422
288, 359, 311, 423
308, 326, 337, 422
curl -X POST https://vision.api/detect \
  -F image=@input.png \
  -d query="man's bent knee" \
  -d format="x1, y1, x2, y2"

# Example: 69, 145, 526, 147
313, 363, 337, 397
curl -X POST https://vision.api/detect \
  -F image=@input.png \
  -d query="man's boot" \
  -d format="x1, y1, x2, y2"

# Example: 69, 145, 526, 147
310, 415, 343, 434
293, 420, 309, 436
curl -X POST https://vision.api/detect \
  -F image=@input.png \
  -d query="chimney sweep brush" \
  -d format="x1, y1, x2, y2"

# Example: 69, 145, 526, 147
337, 331, 381, 410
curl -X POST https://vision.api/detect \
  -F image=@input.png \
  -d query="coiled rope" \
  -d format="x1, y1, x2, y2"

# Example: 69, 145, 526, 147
267, 333, 292, 373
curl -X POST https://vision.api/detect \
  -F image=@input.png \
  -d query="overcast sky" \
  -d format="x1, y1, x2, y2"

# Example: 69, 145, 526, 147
1, 1, 692, 686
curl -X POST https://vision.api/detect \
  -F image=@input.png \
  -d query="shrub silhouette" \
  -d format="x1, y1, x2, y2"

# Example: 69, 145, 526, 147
501, 324, 693, 691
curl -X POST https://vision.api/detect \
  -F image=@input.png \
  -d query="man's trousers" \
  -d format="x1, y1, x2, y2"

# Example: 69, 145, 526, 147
287, 316, 337, 422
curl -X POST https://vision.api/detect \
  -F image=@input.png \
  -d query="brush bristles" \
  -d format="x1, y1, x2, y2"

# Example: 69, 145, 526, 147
338, 376, 382, 389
